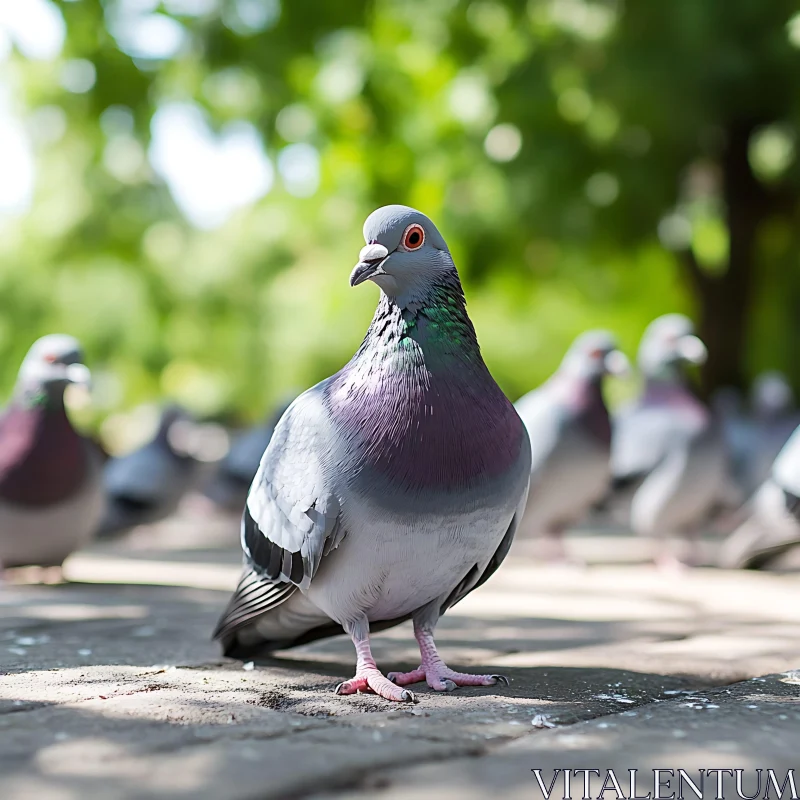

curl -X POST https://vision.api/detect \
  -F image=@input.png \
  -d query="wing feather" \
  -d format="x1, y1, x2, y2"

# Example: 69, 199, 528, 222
212, 567, 296, 646
214, 386, 345, 647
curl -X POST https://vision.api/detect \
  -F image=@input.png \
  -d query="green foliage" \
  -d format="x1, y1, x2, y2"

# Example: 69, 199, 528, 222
1, 0, 799, 422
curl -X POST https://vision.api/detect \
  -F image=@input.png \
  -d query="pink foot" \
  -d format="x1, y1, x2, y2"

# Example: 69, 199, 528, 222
335, 667, 416, 702
388, 665, 508, 692
390, 625, 510, 692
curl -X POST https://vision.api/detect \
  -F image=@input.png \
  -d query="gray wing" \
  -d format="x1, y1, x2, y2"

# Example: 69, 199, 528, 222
242, 387, 345, 586
213, 386, 345, 645
212, 567, 295, 643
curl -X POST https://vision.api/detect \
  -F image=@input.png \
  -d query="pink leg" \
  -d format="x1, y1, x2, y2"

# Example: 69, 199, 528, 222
388, 626, 508, 692
335, 634, 416, 702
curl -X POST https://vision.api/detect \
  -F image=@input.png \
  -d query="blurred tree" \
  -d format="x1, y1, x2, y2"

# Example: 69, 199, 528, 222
1, 0, 799, 423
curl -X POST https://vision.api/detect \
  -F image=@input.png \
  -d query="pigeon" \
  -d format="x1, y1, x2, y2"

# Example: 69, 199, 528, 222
514, 330, 629, 559
712, 385, 753, 497
720, 424, 800, 569
202, 398, 295, 512
0, 334, 104, 570
97, 405, 200, 536
213, 205, 531, 702
742, 371, 800, 495
610, 314, 732, 566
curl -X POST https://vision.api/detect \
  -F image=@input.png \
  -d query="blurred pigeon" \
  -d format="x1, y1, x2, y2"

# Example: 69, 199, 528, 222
0, 335, 104, 570
714, 373, 800, 500
611, 314, 733, 566
712, 385, 752, 495
720, 424, 800, 569
213, 205, 531, 702
514, 330, 629, 559
753, 371, 796, 420
98, 405, 200, 536
202, 398, 294, 512
743, 371, 800, 494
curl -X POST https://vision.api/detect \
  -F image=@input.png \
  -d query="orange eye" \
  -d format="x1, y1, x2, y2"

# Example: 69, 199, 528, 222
588, 348, 604, 359
44, 353, 57, 363
402, 224, 425, 251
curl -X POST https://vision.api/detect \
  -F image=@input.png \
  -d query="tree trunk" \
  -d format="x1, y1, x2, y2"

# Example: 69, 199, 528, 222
686, 120, 767, 397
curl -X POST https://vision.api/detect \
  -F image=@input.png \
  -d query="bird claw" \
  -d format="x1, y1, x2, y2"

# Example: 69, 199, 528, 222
334, 683, 416, 702
389, 664, 508, 691
334, 669, 416, 702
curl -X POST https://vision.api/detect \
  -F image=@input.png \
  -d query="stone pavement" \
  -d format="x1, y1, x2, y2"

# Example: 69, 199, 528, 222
1, 511, 799, 799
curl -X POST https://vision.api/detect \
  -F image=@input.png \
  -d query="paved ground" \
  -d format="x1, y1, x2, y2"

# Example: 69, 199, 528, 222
2, 509, 799, 799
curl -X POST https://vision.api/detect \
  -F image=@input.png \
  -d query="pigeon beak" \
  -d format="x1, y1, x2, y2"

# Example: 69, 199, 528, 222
65, 362, 92, 389
604, 350, 631, 377
350, 243, 389, 287
677, 334, 707, 365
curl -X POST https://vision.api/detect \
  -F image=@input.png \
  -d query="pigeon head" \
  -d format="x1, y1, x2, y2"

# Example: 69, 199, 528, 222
637, 314, 707, 379
350, 205, 455, 305
157, 405, 198, 457
16, 334, 91, 402
751, 371, 794, 419
561, 330, 630, 381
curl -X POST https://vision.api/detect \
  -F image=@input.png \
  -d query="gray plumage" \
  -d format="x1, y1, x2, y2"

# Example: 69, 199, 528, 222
0, 335, 104, 569
713, 373, 799, 500
515, 330, 628, 549
98, 405, 200, 536
720, 424, 800, 569
214, 205, 530, 701
742, 372, 800, 496
610, 314, 733, 553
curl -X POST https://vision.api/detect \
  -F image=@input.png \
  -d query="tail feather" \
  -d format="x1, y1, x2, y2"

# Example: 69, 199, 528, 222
212, 567, 296, 653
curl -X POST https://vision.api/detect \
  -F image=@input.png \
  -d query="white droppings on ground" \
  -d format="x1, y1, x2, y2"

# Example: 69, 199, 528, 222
594, 693, 636, 703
